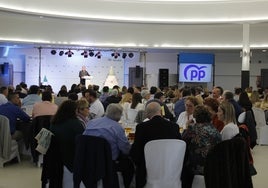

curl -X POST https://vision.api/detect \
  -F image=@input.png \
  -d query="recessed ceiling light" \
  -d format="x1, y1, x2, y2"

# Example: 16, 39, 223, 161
262, 49, 267, 52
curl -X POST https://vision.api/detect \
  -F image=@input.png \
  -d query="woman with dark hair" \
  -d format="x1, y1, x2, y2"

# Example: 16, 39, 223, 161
238, 91, 253, 111
50, 100, 84, 178
130, 93, 144, 111
203, 97, 224, 132
238, 91, 257, 148
181, 105, 222, 188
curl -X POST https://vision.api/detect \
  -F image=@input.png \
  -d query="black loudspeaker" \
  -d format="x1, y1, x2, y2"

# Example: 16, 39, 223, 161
261, 69, 268, 89
241, 71, 249, 91
2, 63, 9, 75
135, 65, 141, 78
159, 69, 169, 88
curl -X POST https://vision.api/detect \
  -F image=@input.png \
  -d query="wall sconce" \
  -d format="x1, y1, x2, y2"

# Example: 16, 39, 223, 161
81, 50, 88, 58
95, 51, 102, 59
111, 52, 120, 59
128, 52, 134, 58
51, 50, 56, 55
65, 50, 74, 57
59, 51, 64, 56
89, 51, 94, 57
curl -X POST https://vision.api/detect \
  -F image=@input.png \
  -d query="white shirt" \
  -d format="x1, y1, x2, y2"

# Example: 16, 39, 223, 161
90, 99, 104, 119
221, 122, 239, 140
0, 94, 8, 105
176, 111, 194, 130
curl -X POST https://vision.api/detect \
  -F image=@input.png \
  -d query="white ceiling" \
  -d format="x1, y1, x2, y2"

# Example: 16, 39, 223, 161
0, 0, 268, 51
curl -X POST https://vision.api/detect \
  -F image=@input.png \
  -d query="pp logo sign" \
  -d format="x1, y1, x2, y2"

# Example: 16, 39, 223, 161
183, 65, 207, 81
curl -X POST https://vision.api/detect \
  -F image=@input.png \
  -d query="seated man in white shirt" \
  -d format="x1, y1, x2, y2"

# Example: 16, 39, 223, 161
83, 89, 104, 119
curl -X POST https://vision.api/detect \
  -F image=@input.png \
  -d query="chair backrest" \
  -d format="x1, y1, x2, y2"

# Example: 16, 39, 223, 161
144, 139, 186, 188
0, 115, 12, 159
252, 107, 266, 128
192, 175, 205, 188
126, 108, 138, 124
73, 135, 117, 188
204, 137, 253, 188
31, 115, 53, 163
0, 115, 20, 167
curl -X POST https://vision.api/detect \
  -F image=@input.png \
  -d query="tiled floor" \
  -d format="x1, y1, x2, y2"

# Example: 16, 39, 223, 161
0, 145, 268, 188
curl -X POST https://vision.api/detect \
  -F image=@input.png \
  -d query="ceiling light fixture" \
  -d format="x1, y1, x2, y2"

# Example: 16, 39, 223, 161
65, 49, 74, 57
111, 52, 120, 59
59, 51, 64, 56
51, 49, 56, 55
122, 52, 127, 59
128, 52, 134, 58
81, 50, 88, 58
89, 50, 94, 57
95, 51, 102, 59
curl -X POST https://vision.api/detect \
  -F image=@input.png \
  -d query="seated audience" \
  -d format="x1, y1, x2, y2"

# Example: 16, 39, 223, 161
32, 91, 58, 118
217, 101, 239, 140
140, 89, 150, 105
22, 85, 41, 106
119, 92, 132, 122
174, 88, 192, 119
83, 103, 133, 187
177, 96, 199, 131
54, 89, 68, 106
203, 97, 224, 132
99, 86, 110, 104
130, 93, 144, 111
0, 86, 8, 105
83, 89, 104, 119
15, 85, 27, 98
103, 89, 122, 110
84, 103, 130, 160
181, 105, 222, 188
68, 92, 78, 101
260, 94, 268, 111
222, 90, 242, 120
250, 90, 261, 108
0, 92, 30, 140
147, 91, 174, 121
211, 86, 224, 102
76, 99, 90, 129
130, 102, 181, 188
50, 100, 84, 173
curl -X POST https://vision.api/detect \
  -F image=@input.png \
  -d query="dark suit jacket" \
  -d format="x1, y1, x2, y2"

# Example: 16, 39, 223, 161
130, 115, 181, 188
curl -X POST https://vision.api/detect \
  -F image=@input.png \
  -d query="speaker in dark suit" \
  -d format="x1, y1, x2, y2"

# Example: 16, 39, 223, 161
159, 69, 169, 88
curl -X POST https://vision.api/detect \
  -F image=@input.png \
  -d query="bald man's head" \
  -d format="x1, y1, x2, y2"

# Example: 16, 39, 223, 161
145, 102, 162, 119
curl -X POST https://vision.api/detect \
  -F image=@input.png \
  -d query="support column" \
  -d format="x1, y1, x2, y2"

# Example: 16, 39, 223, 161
38, 47, 42, 86
139, 51, 147, 87
241, 24, 251, 90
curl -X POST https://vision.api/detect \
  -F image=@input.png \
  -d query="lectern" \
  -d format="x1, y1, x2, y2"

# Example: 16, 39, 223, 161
83, 76, 93, 87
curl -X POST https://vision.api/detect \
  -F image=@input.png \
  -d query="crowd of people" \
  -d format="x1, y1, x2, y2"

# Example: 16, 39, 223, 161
1, 81, 267, 187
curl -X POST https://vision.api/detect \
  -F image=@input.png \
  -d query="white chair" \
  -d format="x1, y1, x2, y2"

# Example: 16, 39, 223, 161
192, 175, 205, 188
127, 108, 138, 123
252, 107, 268, 145
0, 115, 21, 167
126, 108, 138, 126
144, 139, 186, 188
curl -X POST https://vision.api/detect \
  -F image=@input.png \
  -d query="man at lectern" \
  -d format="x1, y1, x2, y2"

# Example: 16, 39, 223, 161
79, 66, 90, 85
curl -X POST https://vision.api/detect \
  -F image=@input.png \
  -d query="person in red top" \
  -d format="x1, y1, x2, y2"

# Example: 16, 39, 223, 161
203, 97, 224, 132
